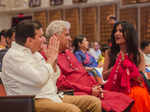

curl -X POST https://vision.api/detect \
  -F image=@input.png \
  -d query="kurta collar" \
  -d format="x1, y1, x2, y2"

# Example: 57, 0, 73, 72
11, 42, 33, 55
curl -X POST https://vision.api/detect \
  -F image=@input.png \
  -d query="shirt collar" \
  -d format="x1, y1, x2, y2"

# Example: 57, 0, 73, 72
11, 42, 33, 55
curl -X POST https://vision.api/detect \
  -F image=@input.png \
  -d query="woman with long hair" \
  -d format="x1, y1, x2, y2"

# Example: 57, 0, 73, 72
103, 21, 150, 112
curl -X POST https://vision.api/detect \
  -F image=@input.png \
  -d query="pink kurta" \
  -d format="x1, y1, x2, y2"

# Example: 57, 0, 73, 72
57, 50, 133, 112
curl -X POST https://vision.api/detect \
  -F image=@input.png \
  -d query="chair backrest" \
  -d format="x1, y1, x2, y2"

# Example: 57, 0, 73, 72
0, 95, 35, 112
0, 78, 35, 112
0, 78, 6, 96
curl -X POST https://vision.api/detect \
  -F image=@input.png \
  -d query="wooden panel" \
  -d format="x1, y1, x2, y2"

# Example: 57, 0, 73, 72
141, 6, 150, 41
136, 0, 150, 3
50, 0, 64, 6
64, 8, 80, 40
72, 0, 80, 3
33, 11, 47, 32
81, 7, 97, 42
122, 0, 150, 5
120, 8, 137, 30
122, 0, 136, 5
48, 9, 63, 24
100, 4, 117, 44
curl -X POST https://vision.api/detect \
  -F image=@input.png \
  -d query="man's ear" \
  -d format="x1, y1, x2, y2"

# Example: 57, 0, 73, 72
24, 37, 33, 48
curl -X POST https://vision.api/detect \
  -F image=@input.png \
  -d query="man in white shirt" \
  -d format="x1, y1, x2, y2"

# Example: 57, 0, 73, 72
1, 20, 101, 112
88, 42, 101, 61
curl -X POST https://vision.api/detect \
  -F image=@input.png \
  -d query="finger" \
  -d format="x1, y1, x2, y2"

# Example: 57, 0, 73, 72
48, 36, 52, 48
53, 35, 57, 49
56, 38, 60, 51
49, 35, 54, 49
50, 35, 57, 49
55, 35, 60, 50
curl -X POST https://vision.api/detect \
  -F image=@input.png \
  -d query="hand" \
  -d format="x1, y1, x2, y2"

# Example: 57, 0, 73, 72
102, 67, 113, 80
46, 35, 60, 68
85, 67, 94, 72
92, 86, 100, 97
97, 85, 104, 99
97, 62, 103, 68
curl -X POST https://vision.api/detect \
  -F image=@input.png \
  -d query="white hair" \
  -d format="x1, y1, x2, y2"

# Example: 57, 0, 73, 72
46, 20, 71, 38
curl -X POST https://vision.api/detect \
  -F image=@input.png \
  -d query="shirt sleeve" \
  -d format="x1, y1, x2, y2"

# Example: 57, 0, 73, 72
2, 52, 59, 88
46, 64, 60, 81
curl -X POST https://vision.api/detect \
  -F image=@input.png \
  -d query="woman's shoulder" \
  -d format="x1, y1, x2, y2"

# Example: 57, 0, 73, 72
74, 50, 85, 59
74, 50, 82, 55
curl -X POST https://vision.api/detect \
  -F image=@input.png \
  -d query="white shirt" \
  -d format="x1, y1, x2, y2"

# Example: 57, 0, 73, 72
88, 48, 101, 61
1, 42, 62, 103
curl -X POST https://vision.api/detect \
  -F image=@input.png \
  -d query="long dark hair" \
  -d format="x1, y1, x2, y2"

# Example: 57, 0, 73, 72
72, 35, 86, 53
109, 21, 140, 68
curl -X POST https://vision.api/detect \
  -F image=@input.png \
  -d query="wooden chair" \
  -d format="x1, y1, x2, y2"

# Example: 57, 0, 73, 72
0, 78, 35, 112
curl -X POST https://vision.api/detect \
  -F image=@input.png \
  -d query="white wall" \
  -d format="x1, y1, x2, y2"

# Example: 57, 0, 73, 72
0, 14, 11, 31
0, 0, 118, 30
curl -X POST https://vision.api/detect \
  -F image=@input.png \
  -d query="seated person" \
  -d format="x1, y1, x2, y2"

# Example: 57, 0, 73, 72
46, 20, 134, 112
98, 44, 110, 68
0, 30, 7, 50
141, 40, 150, 79
1, 20, 102, 112
73, 35, 104, 84
6, 27, 16, 48
0, 29, 8, 72
103, 21, 150, 112
0, 27, 16, 72
88, 41, 101, 62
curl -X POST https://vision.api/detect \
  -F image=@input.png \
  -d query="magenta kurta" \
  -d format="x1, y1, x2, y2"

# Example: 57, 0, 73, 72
57, 50, 133, 112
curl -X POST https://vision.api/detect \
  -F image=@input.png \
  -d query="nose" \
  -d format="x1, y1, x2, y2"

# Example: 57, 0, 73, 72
115, 30, 120, 36
67, 35, 72, 41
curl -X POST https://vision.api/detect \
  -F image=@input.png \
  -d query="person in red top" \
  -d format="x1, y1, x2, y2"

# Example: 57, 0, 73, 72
103, 21, 150, 112
57, 49, 134, 112
45, 20, 133, 112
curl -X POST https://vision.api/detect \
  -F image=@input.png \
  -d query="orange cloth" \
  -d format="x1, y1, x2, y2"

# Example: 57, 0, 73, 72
0, 85, 6, 96
129, 86, 150, 112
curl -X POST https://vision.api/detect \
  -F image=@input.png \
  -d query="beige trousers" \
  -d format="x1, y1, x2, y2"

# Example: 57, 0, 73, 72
35, 95, 102, 112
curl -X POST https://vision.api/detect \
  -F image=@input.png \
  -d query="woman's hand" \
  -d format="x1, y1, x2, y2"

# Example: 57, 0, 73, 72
102, 67, 113, 80
92, 86, 101, 97
85, 67, 94, 71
